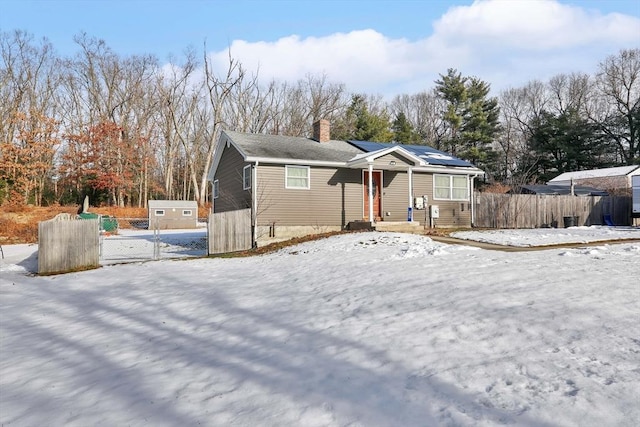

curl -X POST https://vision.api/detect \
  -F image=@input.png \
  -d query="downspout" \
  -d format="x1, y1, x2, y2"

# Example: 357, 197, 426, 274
252, 161, 259, 247
470, 173, 479, 226
408, 167, 414, 222
368, 164, 374, 224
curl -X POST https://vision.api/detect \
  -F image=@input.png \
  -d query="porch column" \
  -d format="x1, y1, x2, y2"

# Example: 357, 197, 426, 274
368, 164, 374, 223
470, 174, 476, 226
408, 167, 413, 221
252, 161, 259, 246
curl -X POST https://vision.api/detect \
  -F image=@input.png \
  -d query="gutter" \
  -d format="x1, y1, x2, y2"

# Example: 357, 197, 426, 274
470, 173, 480, 226
245, 157, 346, 167
252, 161, 259, 248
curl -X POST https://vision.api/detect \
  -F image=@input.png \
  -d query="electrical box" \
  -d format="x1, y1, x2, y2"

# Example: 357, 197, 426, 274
414, 196, 424, 210
430, 205, 440, 218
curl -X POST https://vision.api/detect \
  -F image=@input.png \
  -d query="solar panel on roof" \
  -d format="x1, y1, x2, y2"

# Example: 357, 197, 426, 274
347, 140, 475, 168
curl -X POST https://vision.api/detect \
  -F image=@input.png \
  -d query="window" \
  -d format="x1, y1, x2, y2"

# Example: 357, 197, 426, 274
182, 210, 192, 216
243, 165, 251, 190
213, 180, 219, 199
155, 209, 165, 216
285, 165, 310, 189
434, 174, 469, 200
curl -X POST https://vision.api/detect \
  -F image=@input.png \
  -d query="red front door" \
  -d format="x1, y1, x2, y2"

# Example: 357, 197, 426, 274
363, 171, 382, 221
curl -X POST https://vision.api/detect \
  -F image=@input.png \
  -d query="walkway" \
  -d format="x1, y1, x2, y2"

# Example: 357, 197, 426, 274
428, 235, 640, 252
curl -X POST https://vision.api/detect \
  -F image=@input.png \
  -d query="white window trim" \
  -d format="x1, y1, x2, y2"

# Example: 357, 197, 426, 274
433, 174, 469, 201
155, 209, 165, 216
243, 165, 252, 190
213, 179, 219, 199
285, 165, 311, 190
182, 209, 193, 216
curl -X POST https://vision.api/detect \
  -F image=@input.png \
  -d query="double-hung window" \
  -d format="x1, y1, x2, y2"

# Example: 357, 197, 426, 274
285, 165, 310, 189
213, 179, 219, 199
434, 174, 469, 200
243, 165, 251, 190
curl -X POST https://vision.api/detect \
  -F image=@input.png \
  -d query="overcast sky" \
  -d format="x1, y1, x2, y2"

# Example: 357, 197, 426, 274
2, 0, 639, 97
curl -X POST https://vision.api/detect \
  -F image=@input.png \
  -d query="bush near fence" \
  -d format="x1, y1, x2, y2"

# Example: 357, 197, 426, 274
474, 193, 632, 229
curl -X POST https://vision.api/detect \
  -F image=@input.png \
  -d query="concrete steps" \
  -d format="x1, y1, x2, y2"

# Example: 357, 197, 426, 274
373, 221, 425, 234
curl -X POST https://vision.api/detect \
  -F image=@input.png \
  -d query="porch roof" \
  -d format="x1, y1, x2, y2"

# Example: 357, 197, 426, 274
346, 140, 477, 168
346, 145, 425, 169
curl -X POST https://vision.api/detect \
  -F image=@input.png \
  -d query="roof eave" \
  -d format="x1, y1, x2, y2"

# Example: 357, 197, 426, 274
347, 146, 426, 167
208, 130, 250, 181
245, 156, 347, 167
413, 165, 485, 175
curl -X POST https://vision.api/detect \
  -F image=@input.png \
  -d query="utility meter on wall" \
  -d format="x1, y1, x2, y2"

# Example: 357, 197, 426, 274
414, 196, 425, 210
430, 205, 440, 218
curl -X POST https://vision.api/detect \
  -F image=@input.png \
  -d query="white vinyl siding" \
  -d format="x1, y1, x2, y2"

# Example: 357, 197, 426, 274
243, 165, 251, 190
434, 174, 469, 201
285, 165, 310, 189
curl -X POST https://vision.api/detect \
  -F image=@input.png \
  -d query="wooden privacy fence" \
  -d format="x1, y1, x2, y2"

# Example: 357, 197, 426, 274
38, 218, 100, 274
208, 208, 252, 254
474, 193, 632, 229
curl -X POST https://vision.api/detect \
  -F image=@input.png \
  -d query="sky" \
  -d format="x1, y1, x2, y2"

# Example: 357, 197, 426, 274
1, 0, 639, 97
1, 229, 639, 426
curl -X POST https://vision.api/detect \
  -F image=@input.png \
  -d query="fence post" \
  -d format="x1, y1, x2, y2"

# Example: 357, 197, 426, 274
153, 218, 160, 260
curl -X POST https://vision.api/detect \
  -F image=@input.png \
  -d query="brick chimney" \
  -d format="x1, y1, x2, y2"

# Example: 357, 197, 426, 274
312, 119, 330, 142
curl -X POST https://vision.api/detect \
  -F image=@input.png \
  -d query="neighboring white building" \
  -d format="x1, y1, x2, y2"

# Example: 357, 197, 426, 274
633, 175, 640, 216
548, 166, 640, 191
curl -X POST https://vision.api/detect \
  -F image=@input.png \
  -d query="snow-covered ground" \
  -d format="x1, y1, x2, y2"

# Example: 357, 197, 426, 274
1, 228, 639, 426
452, 226, 640, 247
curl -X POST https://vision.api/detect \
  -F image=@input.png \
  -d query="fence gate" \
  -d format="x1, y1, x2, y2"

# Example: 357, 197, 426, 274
208, 209, 252, 254
100, 218, 208, 265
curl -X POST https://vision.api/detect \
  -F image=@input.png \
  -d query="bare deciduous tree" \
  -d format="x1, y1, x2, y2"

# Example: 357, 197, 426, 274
595, 48, 640, 165
390, 90, 447, 146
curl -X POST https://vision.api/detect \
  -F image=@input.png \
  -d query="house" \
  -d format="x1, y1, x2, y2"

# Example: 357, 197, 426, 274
148, 200, 198, 229
548, 165, 640, 192
511, 184, 608, 196
208, 120, 484, 245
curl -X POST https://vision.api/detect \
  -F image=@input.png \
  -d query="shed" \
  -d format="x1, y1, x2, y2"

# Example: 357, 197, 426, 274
548, 166, 640, 191
148, 200, 198, 229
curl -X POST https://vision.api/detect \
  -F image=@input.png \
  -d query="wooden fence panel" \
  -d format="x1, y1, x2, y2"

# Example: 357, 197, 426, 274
208, 209, 252, 254
38, 219, 100, 274
474, 194, 632, 229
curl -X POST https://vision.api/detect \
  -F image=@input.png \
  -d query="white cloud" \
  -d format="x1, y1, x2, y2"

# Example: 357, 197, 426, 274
433, 0, 640, 50
204, 0, 640, 98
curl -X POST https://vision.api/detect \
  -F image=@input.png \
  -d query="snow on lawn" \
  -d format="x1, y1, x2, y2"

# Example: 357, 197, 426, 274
1, 231, 639, 426
452, 226, 640, 247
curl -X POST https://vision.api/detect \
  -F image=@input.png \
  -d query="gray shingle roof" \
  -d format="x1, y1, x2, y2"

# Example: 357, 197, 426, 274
549, 165, 640, 183
225, 131, 362, 163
